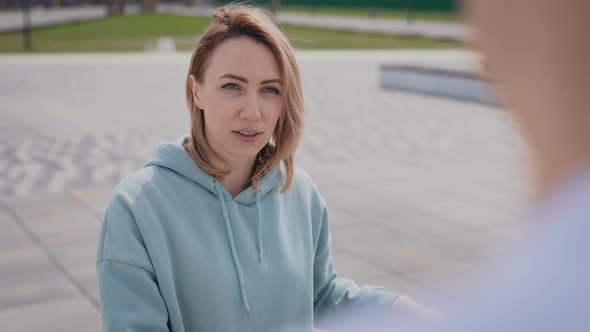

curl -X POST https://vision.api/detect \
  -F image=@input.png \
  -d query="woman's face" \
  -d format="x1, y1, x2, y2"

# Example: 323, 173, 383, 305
189, 37, 282, 167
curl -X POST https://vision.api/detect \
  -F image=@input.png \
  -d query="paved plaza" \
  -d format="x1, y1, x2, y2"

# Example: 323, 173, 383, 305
0, 50, 525, 331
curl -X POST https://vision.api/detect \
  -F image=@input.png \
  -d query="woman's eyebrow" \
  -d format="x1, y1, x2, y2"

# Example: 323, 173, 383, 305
219, 74, 281, 85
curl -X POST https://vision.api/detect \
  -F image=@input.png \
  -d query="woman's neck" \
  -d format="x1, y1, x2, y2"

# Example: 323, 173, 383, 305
183, 141, 257, 197
217, 157, 256, 197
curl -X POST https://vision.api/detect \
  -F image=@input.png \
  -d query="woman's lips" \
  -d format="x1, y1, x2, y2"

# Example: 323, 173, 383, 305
233, 131, 262, 142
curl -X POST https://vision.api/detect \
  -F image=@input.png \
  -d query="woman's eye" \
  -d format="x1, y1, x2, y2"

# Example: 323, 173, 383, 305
263, 87, 281, 94
222, 83, 240, 90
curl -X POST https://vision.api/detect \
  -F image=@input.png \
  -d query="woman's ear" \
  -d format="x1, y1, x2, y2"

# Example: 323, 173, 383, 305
189, 75, 204, 110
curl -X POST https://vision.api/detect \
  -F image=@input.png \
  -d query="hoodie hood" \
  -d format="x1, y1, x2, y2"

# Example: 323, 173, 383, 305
144, 136, 283, 205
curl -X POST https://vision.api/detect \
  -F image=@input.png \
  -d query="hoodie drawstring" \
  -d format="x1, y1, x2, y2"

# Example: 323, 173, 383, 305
256, 191, 263, 262
212, 179, 264, 320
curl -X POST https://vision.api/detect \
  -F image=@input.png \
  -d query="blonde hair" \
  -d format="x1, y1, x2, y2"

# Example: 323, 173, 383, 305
185, 4, 304, 192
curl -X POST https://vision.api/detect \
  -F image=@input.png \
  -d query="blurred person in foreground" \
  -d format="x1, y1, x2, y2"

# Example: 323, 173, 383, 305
96, 4, 435, 332
327, 0, 590, 331
440, 1, 590, 329
436, 1, 590, 330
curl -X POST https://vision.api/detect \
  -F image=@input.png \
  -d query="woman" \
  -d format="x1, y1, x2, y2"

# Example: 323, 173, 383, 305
97, 5, 432, 331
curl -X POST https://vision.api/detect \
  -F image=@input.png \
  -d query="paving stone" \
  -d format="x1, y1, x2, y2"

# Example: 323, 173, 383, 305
0, 247, 78, 311
0, 296, 101, 332
70, 189, 113, 219
331, 222, 460, 275
47, 237, 99, 270
0, 209, 36, 253
69, 265, 100, 306
332, 250, 392, 283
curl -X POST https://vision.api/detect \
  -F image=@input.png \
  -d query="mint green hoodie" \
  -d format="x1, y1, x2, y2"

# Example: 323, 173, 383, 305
96, 137, 399, 331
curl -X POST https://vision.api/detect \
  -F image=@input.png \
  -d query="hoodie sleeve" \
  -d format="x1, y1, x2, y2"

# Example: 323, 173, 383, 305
96, 193, 170, 332
312, 205, 401, 330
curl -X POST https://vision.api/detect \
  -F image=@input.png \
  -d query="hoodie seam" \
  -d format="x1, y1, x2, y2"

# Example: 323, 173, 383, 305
98, 207, 110, 262
96, 259, 155, 275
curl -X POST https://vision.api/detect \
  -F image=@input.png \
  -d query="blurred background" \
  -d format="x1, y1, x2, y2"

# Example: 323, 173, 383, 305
0, 1, 526, 331
1, 0, 461, 52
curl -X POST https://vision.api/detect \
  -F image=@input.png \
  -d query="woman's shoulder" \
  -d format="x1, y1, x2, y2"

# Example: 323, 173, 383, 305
109, 165, 178, 206
110, 167, 156, 201
293, 166, 313, 183
289, 166, 315, 190
289, 166, 326, 205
